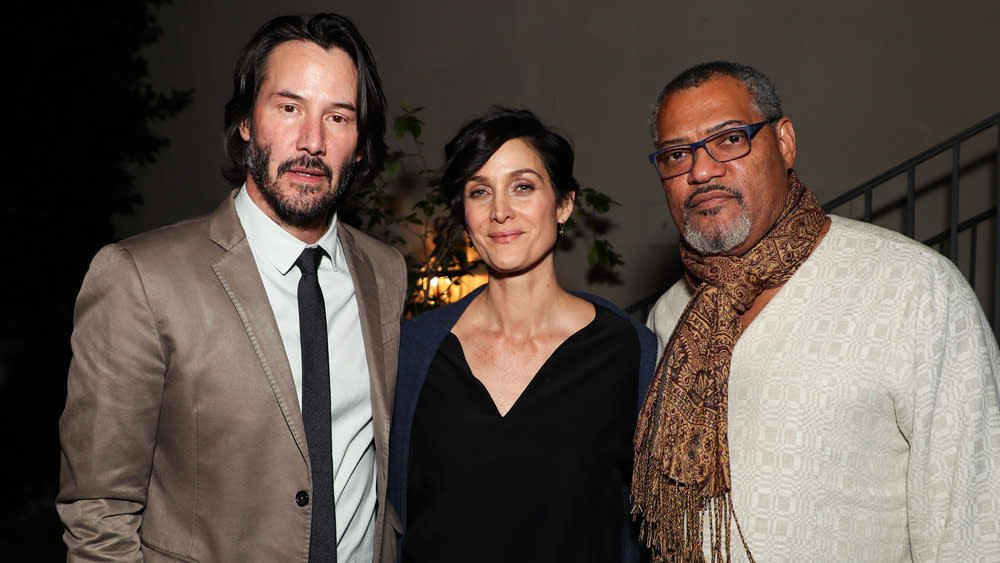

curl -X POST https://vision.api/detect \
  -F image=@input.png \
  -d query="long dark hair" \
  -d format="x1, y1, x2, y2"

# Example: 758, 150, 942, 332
222, 13, 387, 191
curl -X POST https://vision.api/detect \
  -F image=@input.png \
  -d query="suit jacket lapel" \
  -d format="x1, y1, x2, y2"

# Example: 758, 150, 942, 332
337, 224, 392, 461
208, 193, 308, 464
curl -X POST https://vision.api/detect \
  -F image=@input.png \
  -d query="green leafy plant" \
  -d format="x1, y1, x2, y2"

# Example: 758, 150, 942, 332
341, 105, 625, 317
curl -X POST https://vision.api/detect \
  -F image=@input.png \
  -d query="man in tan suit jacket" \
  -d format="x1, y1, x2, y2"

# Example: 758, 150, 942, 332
58, 14, 406, 562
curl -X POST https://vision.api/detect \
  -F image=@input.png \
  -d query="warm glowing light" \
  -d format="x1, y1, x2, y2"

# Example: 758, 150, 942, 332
409, 241, 487, 314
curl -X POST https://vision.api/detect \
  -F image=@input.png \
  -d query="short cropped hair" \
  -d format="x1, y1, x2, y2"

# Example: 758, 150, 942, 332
439, 107, 580, 230
649, 61, 783, 143
222, 13, 387, 189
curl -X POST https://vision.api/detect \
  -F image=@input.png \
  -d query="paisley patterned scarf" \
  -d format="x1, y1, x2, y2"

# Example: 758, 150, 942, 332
632, 171, 827, 562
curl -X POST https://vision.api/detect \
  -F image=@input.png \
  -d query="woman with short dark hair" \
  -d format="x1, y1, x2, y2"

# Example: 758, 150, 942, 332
388, 107, 656, 562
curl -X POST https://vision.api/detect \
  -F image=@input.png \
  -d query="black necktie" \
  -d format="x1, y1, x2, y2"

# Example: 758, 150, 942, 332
297, 247, 337, 563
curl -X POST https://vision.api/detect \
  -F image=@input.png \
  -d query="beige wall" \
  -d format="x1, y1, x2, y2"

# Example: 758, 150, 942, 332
128, 0, 1000, 309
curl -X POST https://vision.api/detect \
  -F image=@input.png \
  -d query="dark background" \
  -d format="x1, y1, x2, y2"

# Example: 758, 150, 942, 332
1, 2, 191, 559
2, 0, 996, 559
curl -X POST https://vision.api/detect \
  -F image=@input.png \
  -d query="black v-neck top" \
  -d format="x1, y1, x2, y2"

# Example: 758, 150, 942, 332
402, 305, 640, 563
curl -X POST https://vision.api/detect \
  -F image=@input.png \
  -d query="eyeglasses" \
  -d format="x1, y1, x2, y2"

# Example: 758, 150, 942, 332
648, 118, 778, 179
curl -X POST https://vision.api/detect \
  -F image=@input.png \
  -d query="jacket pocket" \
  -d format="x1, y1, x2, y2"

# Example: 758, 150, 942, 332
141, 539, 199, 562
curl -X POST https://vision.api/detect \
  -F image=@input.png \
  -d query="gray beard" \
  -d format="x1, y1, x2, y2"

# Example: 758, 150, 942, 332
683, 205, 751, 255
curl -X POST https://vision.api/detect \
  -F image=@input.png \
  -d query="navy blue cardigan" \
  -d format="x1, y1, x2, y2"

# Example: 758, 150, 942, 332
388, 285, 657, 561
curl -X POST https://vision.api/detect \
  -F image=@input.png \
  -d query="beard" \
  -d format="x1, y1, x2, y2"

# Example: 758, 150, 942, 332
682, 185, 752, 255
246, 126, 356, 228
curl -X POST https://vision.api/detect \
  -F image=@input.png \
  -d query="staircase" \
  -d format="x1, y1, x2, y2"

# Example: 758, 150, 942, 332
629, 113, 1000, 339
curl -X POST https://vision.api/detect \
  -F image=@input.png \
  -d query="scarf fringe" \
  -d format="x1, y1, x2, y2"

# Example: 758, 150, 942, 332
632, 477, 738, 563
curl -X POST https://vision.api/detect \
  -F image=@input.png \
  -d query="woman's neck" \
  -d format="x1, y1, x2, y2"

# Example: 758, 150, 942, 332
472, 268, 571, 336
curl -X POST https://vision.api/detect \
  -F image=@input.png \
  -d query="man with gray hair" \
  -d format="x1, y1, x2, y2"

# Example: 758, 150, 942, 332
632, 60, 1000, 562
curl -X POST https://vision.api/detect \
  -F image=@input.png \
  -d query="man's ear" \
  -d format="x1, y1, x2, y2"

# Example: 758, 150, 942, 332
239, 119, 251, 142
775, 117, 797, 169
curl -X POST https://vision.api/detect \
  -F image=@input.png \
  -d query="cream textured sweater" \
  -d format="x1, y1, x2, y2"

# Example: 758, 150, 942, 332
647, 215, 1000, 562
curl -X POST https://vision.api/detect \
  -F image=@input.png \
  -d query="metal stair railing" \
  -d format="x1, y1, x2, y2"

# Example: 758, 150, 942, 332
628, 113, 1000, 340
822, 113, 999, 338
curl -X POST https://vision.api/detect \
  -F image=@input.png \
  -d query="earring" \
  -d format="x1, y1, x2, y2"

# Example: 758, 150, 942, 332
557, 222, 566, 239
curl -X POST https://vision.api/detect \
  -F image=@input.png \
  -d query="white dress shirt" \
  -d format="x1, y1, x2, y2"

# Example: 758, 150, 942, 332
235, 187, 376, 562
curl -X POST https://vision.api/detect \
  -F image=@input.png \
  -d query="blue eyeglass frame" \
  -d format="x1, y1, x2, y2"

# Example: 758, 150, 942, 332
648, 118, 778, 179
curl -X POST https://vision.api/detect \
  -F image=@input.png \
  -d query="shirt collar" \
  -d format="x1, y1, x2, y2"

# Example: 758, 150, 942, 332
234, 185, 343, 275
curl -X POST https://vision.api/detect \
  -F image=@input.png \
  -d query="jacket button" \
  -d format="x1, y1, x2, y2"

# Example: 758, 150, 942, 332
296, 490, 310, 507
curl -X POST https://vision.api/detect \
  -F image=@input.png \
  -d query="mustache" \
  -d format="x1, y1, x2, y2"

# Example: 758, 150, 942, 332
683, 184, 744, 210
276, 155, 333, 180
